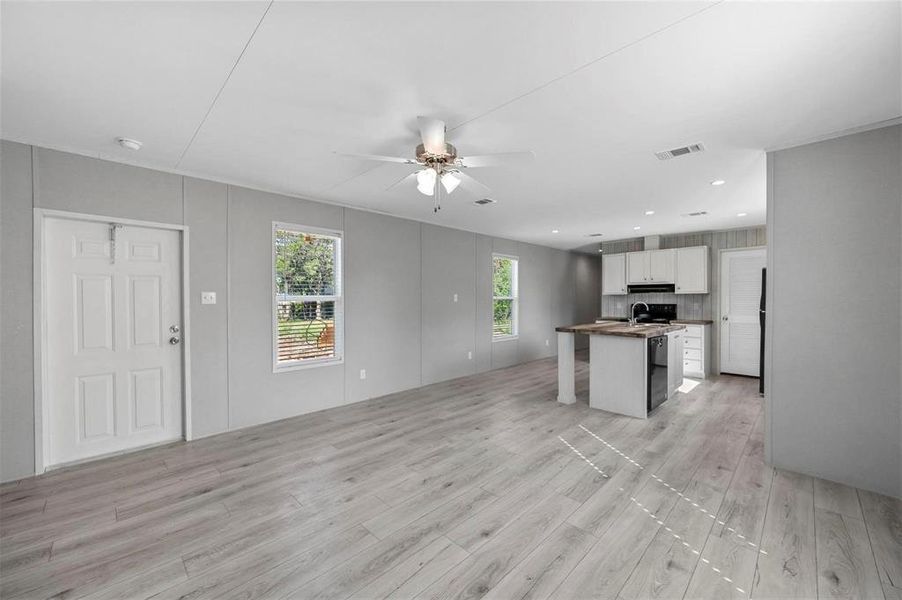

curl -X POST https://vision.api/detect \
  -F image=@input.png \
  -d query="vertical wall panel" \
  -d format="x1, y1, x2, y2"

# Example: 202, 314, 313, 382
421, 225, 477, 384
474, 234, 494, 373
0, 141, 35, 480
183, 177, 230, 437
344, 209, 421, 403
768, 125, 901, 498
518, 243, 553, 362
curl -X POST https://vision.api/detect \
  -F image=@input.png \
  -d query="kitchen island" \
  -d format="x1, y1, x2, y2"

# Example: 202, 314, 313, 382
556, 321, 685, 418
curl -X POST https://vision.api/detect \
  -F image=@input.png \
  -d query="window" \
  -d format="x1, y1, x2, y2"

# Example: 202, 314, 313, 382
273, 223, 343, 370
493, 254, 518, 339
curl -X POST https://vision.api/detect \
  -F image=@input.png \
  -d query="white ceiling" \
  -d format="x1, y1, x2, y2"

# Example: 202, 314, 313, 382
3, 1, 900, 250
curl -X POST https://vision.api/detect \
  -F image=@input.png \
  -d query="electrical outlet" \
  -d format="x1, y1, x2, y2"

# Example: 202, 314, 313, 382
359, 369, 366, 380
453, 293, 458, 303
467, 351, 472, 360
201, 291, 216, 305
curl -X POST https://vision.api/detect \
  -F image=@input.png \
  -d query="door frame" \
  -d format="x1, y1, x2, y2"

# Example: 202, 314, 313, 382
33, 208, 193, 474
718, 245, 767, 376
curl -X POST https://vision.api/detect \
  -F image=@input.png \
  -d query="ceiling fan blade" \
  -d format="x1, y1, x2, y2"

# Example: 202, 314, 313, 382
455, 171, 491, 195
417, 116, 446, 154
336, 151, 417, 165
458, 151, 535, 168
385, 171, 418, 191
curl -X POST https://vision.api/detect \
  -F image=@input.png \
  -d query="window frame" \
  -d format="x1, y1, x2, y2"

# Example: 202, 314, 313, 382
271, 221, 344, 372
492, 253, 519, 341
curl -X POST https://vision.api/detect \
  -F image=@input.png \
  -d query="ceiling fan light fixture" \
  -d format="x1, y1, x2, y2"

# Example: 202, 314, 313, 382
416, 168, 436, 196
441, 172, 460, 194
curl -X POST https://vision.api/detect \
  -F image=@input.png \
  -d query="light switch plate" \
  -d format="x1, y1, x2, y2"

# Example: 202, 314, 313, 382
201, 291, 217, 305
360, 369, 366, 380
453, 293, 458, 303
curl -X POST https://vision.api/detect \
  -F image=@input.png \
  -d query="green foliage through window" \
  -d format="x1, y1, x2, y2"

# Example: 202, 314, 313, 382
493, 256, 518, 337
274, 226, 341, 364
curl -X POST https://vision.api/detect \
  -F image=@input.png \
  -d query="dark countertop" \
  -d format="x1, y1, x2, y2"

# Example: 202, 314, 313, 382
597, 316, 715, 325
556, 322, 686, 338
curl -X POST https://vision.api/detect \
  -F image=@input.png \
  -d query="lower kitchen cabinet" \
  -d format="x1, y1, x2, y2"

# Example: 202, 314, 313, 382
679, 323, 711, 379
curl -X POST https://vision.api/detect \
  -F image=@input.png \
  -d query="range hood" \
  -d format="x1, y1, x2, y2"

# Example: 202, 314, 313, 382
627, 283, 675, 294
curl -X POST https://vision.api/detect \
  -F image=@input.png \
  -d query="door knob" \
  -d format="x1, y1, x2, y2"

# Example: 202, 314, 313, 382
169, 336, 181, 345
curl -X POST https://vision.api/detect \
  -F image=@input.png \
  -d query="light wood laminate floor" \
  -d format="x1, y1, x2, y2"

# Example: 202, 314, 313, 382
1, 353, 899, 600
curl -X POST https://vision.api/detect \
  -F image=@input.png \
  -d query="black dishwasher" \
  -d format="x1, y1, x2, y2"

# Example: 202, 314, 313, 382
647, 336, 668, 413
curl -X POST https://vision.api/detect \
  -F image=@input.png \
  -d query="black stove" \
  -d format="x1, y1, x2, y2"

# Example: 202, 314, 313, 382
631, 303, 677, 324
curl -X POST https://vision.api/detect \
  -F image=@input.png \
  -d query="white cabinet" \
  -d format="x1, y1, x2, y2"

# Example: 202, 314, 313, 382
667, 330, 684, 398
680, 323, 711, 379
649, 250, 675, 283
627, 249, 675, 284
675, 246, 709, 294
627, 252, 649, 284
601, 253, 627, 295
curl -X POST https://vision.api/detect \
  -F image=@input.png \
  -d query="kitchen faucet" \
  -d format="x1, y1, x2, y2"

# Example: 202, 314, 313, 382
628, 301, 649, 326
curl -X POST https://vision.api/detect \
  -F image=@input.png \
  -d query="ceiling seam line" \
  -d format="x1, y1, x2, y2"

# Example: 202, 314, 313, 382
448, 0, 726, 133
174, 0, 274, 169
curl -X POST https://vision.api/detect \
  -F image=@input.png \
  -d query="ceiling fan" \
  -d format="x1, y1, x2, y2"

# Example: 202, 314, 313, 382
339, 116, 534, 212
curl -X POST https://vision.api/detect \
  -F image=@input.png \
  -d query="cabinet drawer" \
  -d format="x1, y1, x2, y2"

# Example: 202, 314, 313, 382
683, 325, 703, 339
683, 359, 702, 375
682, 348, 701, 361
683, 337, 701, 350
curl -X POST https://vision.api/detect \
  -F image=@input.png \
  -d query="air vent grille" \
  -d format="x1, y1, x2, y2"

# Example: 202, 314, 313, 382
587, 233, 603, 237
473, 198, 496, 205
655, 142, 706, 161
681, 210, 709, 217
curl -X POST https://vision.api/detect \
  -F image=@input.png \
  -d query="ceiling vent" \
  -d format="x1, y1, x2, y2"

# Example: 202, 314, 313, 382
587, 233, 603, 237
655, 142, 706, 161
473, 198, 496, 205
682, 210, 709, 217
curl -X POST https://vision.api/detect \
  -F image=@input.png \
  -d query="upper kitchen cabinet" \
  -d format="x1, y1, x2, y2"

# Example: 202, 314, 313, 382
649, 249, 675, 282
627, 252, 649, 284
601, 253, 627, 295
675, 246, 709, 294
627, 249, 675, 284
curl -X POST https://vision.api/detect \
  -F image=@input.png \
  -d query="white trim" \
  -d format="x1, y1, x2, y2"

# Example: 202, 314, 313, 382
271, 221, 344, 373
33, 208, 192, 474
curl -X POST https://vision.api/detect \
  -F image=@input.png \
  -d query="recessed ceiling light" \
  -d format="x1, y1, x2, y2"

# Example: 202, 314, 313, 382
737, 212, 748, 217
116, 137, 143, 151
711, 179, 726, 186
597, 248, 604, 253
633, 226, 641, 231
644, 210, 655, 216
551, 229, 559, 234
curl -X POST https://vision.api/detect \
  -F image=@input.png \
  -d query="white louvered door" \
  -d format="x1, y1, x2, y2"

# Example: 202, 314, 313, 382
720, 247, 766, 376
45, 217, 183, 467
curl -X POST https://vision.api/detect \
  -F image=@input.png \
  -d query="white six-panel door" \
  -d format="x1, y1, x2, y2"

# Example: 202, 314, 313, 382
45, 217, 183, 466
720, 247, 766, 376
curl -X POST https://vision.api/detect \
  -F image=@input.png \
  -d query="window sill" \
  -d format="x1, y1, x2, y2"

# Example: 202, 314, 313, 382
492, 335, 519, 343
273, 357, 344, 373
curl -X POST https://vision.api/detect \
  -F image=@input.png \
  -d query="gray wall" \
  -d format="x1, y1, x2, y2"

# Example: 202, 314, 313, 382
766, 124, 901, 498
0, 141, 600, 482
599, 226, 767, 374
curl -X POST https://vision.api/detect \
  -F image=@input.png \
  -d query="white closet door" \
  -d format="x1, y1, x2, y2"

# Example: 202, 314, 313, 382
45, 217, 183, 467
720, 247, 766, 376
